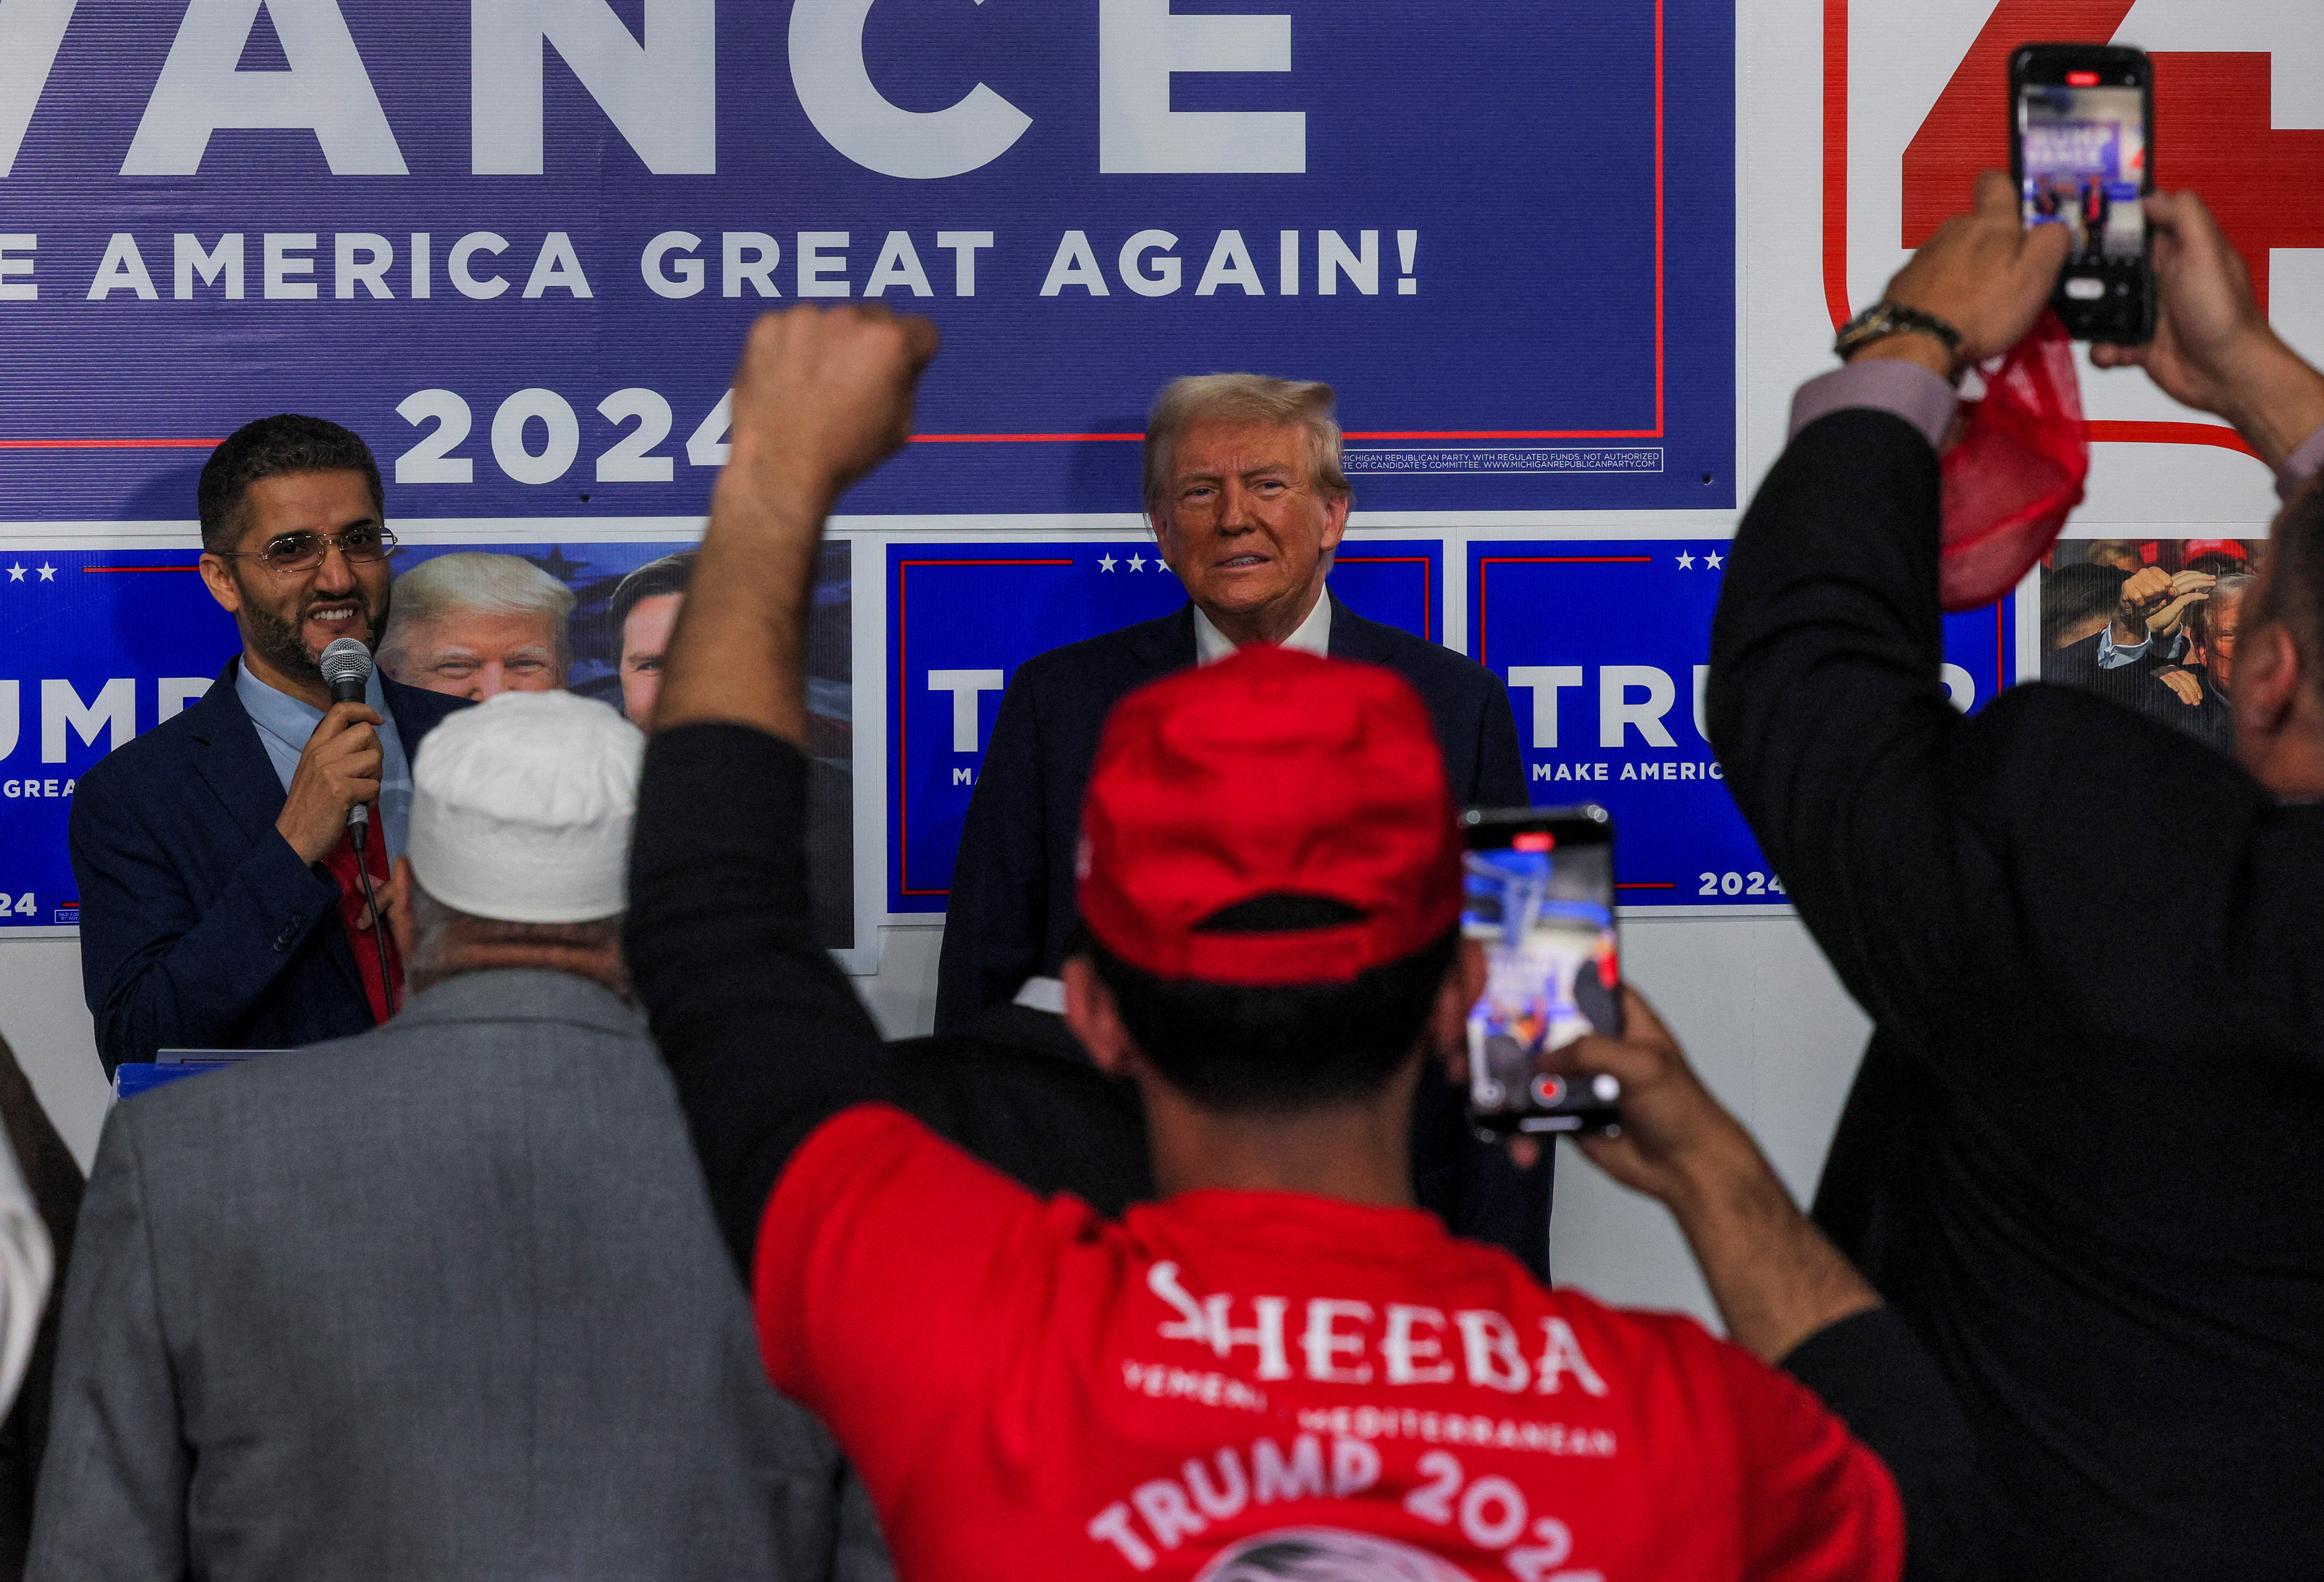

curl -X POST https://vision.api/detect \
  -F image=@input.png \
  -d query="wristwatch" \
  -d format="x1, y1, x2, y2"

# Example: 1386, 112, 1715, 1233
1833, 301, 1966, 369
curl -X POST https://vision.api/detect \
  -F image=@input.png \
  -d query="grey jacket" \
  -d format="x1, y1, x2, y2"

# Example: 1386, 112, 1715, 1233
27, 968, 892, 1582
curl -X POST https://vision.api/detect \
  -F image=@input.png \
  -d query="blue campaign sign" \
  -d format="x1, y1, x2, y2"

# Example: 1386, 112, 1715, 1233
1467, 541, 2014, 907
887, 539, 1440, 912
0, 0, 1733, 521
0, 549, 236, 928
0, 536, 856, 940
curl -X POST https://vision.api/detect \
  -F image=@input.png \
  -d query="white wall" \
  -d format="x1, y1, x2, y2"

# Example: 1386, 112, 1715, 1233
0, 937, 109, 1170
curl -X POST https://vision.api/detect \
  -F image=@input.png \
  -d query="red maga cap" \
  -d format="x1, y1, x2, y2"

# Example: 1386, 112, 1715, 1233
1076, 645, 1463, 987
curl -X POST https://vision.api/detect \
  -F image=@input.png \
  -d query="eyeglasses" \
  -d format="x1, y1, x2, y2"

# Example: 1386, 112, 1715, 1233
215, 526, 399, 574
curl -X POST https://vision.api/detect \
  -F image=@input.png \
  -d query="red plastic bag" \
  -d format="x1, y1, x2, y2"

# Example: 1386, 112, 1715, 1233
1938, 311, 2088, 611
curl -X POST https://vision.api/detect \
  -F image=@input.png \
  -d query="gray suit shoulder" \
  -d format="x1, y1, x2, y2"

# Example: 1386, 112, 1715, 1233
64, 970, 879, 1582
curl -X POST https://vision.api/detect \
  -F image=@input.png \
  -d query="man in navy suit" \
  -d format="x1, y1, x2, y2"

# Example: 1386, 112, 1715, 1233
71, 417, 470, 1074
937, 374, 1547, 1273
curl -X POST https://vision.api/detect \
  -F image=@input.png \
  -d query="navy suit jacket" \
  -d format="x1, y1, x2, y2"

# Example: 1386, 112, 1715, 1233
70, 657, 470, 1074
935, 594, 1547, 1275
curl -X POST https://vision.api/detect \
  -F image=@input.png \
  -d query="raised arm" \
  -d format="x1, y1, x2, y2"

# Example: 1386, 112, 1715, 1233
1549, 991, 1991, 1582
2088, 190, 2324, 480
626, 305, 940, 1271
1708, 174, 2067, 1020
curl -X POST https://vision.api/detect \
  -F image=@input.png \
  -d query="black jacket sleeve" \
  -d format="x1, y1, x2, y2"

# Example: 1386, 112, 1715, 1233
1707, 409, 2282, 1083
1706, 410, 1972, 1038
627, 724, 898, 1272
933, 673, 1050, 1034
1783, 1308, 1996, 1582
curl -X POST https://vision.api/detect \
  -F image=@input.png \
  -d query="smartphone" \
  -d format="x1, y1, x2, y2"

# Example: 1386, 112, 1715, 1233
1459, 805, 1623, 1139
2011, 43, 2155, 344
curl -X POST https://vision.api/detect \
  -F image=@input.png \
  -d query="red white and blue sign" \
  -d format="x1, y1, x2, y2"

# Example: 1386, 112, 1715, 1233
0, 0, 1735, 521
0, 538, 853, 936
1469, 540, 2014, 907
886, 538, 1441, 913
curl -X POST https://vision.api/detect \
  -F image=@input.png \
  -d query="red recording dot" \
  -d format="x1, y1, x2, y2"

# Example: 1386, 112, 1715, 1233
1530, 1074, 1567, 1108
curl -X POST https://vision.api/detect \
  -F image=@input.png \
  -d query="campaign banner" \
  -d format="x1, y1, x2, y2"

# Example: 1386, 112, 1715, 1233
0, 0, 1734, 522
0, 536, 855, 944
2021, 123, 2121, 180
1834, 0, 2324, 527
886, 538, 1440, 912
0, 550, 233, 929
1468, 540, 2014, 907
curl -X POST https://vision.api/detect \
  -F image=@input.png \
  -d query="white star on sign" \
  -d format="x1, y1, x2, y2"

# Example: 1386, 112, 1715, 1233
1675, 552, 1694, 569
1705, 550, 1724, 569
1127, 554, 1146, 572
5, 564, 22, 582
36, 563, 56, 582
1098, 554, 1118, 572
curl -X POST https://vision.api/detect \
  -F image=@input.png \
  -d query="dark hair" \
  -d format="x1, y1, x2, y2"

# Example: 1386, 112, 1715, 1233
196, 415, 384, 554
2258, 489, 2324, 689
608, 550, 697, 646
1080, 895, 1461, 1112
2041, 562, 2126, 650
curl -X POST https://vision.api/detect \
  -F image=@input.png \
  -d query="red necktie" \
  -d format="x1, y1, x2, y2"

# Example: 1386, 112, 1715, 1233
320, 818, 401, 1024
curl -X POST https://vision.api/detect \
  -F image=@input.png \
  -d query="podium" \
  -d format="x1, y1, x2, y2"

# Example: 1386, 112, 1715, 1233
113, 1049, 277, 1101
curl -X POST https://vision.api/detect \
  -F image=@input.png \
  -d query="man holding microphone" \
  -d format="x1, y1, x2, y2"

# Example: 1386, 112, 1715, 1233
71, 416, 469, 1071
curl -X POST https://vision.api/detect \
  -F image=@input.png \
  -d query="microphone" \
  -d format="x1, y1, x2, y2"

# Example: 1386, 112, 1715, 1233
319, 637, 372, 707
316, 639, 375, 839
316, 634, 399, 1018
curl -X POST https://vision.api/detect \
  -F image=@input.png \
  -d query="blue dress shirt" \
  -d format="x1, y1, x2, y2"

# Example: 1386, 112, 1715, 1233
234, 661, 414, 858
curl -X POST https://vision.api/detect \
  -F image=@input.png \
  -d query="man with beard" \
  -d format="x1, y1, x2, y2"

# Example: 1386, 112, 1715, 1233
70, 416, 470, 1073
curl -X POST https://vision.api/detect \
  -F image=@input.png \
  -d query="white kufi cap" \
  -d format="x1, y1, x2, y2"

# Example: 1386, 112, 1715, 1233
407, 690, 643, 924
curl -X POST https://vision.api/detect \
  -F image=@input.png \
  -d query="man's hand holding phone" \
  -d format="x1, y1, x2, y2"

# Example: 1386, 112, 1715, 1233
2089, 191, 2324, 471
1534, 986, 1762, 1205
1536, 985, 1882, 1363
1852, 172, 2071, 382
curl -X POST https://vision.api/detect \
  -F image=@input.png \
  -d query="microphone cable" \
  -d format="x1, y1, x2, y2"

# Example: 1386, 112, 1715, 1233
350, 815, 399, 1019
317, 639, 398, 1018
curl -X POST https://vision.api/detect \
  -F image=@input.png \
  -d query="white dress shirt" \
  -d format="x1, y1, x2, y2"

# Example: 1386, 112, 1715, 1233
1191, 590, 1333, 665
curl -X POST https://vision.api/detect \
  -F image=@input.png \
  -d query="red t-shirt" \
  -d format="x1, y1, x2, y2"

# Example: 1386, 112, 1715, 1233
756, 1105, 1904, 1582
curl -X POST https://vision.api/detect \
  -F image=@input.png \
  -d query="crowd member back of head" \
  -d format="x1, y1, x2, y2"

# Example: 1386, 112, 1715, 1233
70, 416, 470, 1070
625, 302, 1906, 1582
1710, 173, 2324, 1579
31, 689, 885, 1582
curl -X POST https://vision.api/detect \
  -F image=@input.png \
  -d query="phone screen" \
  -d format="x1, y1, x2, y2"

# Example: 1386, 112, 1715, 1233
1460, 811, 1620, 1134
2019, 82, 2147, 265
